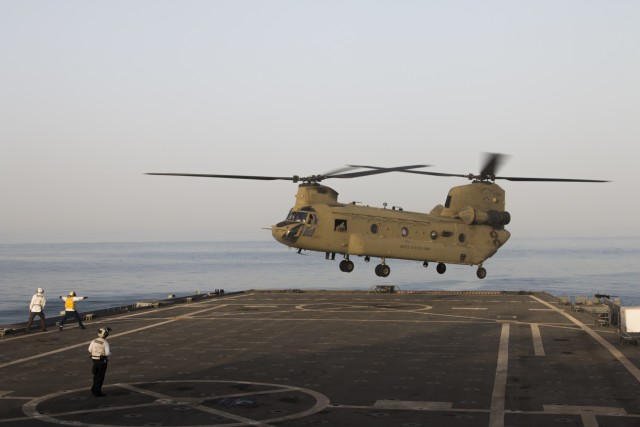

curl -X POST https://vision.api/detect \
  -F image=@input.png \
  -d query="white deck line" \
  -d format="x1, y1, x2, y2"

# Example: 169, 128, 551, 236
531, 323, 546, 356
529, 295, 640, 383
489, 322, 510, 427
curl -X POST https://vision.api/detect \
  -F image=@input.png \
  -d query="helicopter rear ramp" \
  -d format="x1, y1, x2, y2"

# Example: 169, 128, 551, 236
1, 290, 640, 426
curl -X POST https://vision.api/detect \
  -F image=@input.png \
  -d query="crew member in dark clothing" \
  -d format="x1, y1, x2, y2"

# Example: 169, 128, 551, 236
88, 327, 112, 397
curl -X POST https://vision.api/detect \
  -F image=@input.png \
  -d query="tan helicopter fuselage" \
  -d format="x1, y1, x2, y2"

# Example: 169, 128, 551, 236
271, 182, 511, 268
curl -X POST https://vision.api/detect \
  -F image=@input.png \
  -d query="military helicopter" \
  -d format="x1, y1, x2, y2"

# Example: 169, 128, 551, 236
147, 153, 606, 279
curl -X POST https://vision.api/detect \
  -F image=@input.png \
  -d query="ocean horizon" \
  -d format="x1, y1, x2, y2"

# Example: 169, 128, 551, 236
2, 237, 639, 326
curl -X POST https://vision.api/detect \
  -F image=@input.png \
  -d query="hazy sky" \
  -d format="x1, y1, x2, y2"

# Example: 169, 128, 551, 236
1, 1, 638, 244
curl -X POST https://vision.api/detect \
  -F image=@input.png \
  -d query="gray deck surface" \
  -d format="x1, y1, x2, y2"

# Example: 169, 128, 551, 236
1, 290, 640, 427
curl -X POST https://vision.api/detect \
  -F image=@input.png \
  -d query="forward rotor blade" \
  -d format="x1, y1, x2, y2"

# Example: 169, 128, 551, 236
146, 173, 294, 181
322, 166, 361, 176
399, 170, 470, 179
334, 165, 430, 179
146, 165, 431, 183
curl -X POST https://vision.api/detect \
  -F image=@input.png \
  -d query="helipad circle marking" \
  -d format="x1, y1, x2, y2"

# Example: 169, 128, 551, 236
22, 380, 330, 427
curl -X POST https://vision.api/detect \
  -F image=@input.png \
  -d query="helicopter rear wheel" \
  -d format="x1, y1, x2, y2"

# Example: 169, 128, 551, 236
375, 264, 391, 277
476, 267, 487, 279
436, 263, 447, 274
422, 261, 429, 268
339, 260, 354, 273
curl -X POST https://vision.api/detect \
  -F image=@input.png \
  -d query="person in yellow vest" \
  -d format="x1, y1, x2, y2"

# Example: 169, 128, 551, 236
58, 291, 88, 331
26, 287, 47, 333
88, 327, 112, 397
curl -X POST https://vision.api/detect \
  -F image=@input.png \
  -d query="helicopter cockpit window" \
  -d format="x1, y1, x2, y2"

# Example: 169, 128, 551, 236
285, 210, 309, 223
293, 212, 309, 223
282, 207, 318, 226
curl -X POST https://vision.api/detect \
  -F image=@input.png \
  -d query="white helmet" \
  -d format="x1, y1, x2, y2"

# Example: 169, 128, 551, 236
98, 327, 112, 338
37, 288, 44, 294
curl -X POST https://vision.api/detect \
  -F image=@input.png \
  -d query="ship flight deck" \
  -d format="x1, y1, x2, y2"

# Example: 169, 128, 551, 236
1, 290, 639, 427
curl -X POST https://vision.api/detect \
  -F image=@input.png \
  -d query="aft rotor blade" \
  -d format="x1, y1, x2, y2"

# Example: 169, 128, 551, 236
480, 153, 506, 178
495, 176, 609, 183
397, 169, 608, 183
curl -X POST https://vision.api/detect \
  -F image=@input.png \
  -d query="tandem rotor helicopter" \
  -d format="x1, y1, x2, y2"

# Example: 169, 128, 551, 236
148, 153, 607, 279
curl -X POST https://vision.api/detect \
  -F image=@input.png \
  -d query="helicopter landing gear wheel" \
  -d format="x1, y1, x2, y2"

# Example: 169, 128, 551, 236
339, 260, 354, 273
375, 264, 390, 277
436, 263, 447, 274
476, 267, 487, 279
423, 261, 429, 268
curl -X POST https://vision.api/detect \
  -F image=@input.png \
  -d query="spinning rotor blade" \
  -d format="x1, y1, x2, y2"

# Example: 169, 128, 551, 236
355, 152, 609, 183
479, 152, 506, 179
401, 169, 609, 182
146, 165, 430, 183
481, 152, 607, 182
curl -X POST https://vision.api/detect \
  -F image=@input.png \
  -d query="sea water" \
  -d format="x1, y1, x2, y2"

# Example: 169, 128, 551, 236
1, 237, 639, 326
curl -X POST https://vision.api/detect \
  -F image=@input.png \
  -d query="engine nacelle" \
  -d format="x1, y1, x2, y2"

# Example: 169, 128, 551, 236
458, 206, 511, 226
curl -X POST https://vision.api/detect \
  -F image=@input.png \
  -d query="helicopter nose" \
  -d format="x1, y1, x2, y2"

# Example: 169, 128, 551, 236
272, 223, 303, 244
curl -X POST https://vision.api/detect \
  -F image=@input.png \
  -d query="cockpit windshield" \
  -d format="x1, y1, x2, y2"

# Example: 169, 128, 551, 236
281, 207, 317, 226
285, 210, 310, 223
